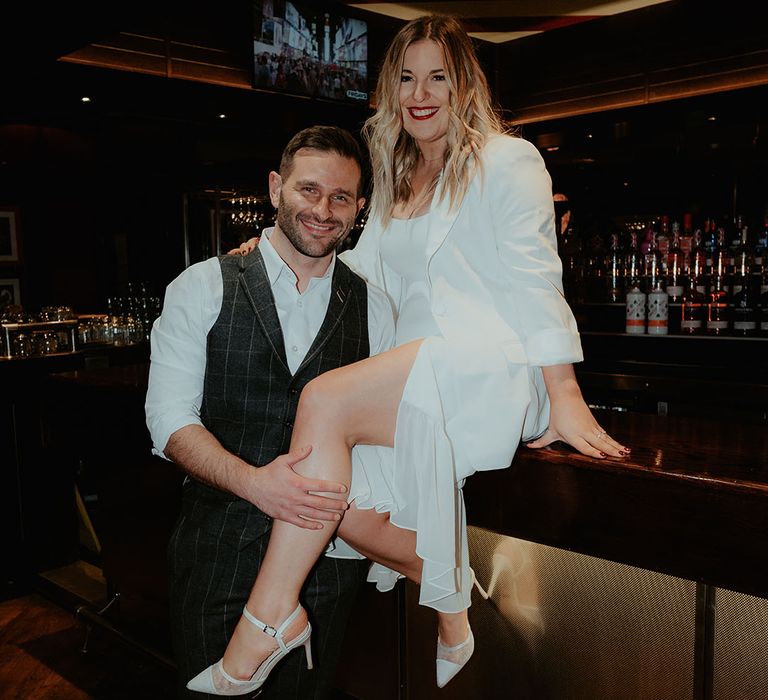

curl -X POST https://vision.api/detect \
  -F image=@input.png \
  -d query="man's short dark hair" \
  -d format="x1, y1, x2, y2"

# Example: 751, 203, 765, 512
279, 126, 365, 197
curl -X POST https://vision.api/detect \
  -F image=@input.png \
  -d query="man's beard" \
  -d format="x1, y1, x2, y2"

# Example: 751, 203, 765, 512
276, 193, 352, 258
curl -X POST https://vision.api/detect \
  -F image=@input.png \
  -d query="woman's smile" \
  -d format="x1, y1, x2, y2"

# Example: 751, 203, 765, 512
407, 106, 440, 120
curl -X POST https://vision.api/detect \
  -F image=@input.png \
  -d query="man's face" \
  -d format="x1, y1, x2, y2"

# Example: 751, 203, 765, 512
269, 148, 365, 259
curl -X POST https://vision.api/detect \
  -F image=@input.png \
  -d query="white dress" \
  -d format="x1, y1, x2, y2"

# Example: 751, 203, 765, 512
330, 215, 475, 613
329, 135, 583, 614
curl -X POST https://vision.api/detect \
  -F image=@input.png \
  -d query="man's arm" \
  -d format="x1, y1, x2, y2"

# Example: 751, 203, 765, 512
146, 260, 347, 529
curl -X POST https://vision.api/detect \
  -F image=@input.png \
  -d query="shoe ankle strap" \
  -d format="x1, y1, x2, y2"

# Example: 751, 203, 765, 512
242, 604, 303, 652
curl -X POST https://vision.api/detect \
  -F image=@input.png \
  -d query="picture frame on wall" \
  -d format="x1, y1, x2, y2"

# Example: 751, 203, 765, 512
0, 209, 20, 263
0, 278, 21, 309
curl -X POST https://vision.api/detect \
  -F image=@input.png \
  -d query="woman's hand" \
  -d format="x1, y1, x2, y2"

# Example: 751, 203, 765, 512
226, 237, 260, 256
526, 364, 629, 459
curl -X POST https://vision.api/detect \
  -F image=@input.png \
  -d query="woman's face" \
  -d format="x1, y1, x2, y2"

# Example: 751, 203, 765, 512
399, 39, 451, 149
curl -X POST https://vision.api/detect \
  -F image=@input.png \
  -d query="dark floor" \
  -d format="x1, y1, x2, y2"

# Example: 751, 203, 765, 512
0, 585, 175, 700
0, 581, 360, 700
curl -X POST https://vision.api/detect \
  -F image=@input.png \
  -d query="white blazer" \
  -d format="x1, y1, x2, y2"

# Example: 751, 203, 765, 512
341, 134, 583, 475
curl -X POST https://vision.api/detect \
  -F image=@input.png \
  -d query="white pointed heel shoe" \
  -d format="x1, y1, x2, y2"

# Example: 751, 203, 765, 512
434, 568, 488, 688
187, 603, 312, 696
436, 626, 475, 688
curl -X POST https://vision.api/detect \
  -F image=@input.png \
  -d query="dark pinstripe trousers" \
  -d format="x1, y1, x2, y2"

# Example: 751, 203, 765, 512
168, 479, 368, 700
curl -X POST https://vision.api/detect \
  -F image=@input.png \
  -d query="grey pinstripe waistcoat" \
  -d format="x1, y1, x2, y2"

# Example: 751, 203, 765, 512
197, 247, 369, 514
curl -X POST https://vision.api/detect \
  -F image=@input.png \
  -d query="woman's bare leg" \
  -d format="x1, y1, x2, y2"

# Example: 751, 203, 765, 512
223, 339, 453, 679
337, 507, 421, 582
337, 508, 470, 645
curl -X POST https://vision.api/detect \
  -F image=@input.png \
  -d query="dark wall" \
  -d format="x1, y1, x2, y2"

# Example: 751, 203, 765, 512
3, 1, 767, 313
520, 84, 768, 235
0, 2, 403, 313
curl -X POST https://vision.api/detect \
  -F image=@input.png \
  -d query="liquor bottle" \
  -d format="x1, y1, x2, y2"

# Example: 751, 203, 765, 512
729, 214, 745, 267
666, 222, 685, 302
647, 282, 669, 335
758, 266, 768, 337
706, 265, 730, 336
680, 212, 694, 263
730, 226, 752, 297
585, 230, 606, 302
644, 230, 667, 334
703, 217, 717, 269
712, 227, 731, 294
624, 229, 644, 290
680, 273, 705, 335
560, 225, 584, 304
690, 228, 708, 296
625, 282, 646, 334
657, 215, 670, 268
756, 212, 768, 267
731, 269, 758, 337
625, 230, 646, 335
643, 226, 663, 293
605, 232, 624, 302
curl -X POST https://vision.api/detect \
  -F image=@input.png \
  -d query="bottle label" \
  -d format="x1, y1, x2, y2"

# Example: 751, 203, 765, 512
761, 321, 768, 331
696, 285, 706, 295
680, 319, 702, 330
706, 320, 729, 330
647, 293, 669, 320
625, 291, 646, 334
666, 285, 683, 297
647, 291, 668, 335
733, 321, 757, 330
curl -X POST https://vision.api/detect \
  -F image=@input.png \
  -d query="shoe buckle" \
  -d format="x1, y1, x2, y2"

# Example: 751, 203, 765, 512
263, 624, 278, 637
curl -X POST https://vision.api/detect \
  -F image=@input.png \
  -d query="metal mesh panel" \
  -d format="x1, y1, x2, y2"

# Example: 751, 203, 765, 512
448, 527, 698, 700
713, 588, 768, 700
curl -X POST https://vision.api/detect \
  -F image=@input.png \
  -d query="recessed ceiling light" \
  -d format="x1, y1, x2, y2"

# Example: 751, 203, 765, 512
81, 96, 91, 103
587, 133, 593, 139
707, 116, 717, 121
218, 113, 227, 119
545, 146, 560, 152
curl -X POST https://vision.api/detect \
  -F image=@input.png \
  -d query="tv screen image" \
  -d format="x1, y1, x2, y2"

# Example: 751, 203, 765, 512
253, 1, 368, 104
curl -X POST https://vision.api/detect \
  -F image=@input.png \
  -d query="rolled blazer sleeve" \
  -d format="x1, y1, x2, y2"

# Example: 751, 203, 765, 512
488, 137, 583, 366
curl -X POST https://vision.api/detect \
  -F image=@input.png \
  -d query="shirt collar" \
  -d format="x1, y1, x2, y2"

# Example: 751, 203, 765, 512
260, 227, 336, 290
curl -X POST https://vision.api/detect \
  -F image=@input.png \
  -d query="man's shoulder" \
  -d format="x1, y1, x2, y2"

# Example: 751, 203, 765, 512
335, 256, 365, 287
168, 256, 221, 290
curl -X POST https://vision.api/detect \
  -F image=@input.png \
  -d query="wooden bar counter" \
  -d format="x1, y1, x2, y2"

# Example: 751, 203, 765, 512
25, 363, 768, 699
465, 411, 768, 599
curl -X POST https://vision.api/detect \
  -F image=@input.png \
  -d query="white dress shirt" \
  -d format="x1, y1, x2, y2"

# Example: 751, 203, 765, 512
146, 229, 395, 458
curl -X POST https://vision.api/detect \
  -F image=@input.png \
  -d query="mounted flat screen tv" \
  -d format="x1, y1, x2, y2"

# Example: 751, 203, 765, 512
253, 1, 368, 104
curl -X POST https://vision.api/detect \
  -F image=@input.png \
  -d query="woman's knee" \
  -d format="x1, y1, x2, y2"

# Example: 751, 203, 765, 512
297, 374, 353, 433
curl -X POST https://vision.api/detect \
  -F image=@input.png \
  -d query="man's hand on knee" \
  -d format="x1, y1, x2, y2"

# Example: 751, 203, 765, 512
248, 446, 349, 529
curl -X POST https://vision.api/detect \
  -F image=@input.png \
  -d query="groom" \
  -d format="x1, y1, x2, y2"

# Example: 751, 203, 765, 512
146, 125, 394, 698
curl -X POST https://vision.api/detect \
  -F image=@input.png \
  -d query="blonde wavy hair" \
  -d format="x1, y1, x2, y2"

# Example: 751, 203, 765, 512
362, 15, 509, 225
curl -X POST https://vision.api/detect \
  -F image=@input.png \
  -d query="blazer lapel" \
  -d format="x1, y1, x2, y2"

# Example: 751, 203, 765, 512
236, 250, 290, 372
426, 170, 462, 264
296, 260, 352, 373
